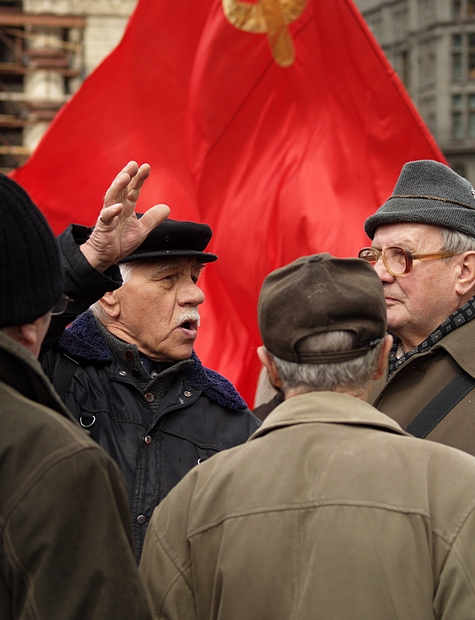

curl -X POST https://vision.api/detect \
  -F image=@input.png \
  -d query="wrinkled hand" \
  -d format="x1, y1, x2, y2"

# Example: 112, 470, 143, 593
80, 161, 170, 272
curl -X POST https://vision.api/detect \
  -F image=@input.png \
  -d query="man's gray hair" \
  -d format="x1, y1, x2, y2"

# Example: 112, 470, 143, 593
440, 227, 475, 254
90, 263, 135, 321
270, 330, 384, 396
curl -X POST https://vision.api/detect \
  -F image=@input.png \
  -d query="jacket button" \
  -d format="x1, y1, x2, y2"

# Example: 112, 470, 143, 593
125, 350, 134, 360
144, 435, 152, 445
145, 392, 155, 402
137, 515, 147, 525
184, 390, 192, 398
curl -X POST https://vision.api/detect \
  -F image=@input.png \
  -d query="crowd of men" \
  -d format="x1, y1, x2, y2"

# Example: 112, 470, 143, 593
2, 158, 475, 619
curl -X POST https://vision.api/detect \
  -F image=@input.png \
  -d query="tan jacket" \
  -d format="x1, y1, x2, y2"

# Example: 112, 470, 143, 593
370, 317, 475, 456
139, 391, 475, 620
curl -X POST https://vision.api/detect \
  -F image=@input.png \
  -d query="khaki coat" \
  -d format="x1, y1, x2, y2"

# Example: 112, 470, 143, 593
139, 391, 475, 620
370, 317, 475, 455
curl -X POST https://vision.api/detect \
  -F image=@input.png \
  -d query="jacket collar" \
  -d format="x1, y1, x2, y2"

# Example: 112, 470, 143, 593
0, 331, 76, 421
250, 391, 407, 441
387, 295, 475, 378
58, 310, 248, 411
383, 316, 475, 381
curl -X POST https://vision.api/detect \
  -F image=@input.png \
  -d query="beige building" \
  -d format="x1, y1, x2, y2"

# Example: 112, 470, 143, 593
0, 0, 136, 171
354, 0, 475, 182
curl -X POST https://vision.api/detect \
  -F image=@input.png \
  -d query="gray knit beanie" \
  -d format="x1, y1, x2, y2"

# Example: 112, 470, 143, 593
364, 160, 475, 239
0, 175, 63, 328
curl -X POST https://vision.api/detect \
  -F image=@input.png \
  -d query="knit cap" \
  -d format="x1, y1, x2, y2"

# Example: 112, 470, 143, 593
364, 160, 475, 239
0, 175, 63, 328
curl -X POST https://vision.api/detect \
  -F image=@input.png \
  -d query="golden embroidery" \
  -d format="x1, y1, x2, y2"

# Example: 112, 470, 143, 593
223, 0, 308, 67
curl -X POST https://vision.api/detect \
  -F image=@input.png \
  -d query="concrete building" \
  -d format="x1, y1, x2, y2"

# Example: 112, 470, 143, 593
354, 0, 475, 182
0, 0, 136, 171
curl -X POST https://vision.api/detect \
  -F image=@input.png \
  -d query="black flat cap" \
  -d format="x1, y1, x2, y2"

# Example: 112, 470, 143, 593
119, 216, 218, 264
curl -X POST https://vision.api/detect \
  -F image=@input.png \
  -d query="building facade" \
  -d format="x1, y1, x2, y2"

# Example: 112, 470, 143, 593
0, 0, 136, 171
354, 0, 475, 182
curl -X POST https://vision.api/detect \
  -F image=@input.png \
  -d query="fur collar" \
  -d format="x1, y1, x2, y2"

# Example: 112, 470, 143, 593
58, 311, 248, 411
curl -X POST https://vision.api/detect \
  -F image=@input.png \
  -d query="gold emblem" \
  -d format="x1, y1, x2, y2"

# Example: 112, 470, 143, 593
223, 0, 308, 67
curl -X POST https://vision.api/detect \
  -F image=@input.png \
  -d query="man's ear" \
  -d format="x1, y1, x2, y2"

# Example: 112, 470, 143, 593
454, 251, 475, 297
4, 323, 36, 348
257, 346, 283, 390
373, 334, 393, 381
98, 291, 121, 318
2, 318, 47, 358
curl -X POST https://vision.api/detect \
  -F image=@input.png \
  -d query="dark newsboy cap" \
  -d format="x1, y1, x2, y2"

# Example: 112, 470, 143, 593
258, 253, 387, 364
365, 160, 475, 239
119, 216, 218, 264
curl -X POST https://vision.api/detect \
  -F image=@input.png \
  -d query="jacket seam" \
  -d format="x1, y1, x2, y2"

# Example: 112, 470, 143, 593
3, 527, 44, 620
1, 440, 102, 524
187, 501, 432, 539
147, 523, 194, 613
442, 535, 475, 598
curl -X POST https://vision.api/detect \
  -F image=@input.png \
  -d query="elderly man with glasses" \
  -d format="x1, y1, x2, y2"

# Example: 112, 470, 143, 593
358, 159, 475, 455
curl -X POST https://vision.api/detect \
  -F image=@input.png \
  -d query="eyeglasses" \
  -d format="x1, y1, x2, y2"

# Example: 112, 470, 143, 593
50, 294, 74, 316
358, 246, 456, 276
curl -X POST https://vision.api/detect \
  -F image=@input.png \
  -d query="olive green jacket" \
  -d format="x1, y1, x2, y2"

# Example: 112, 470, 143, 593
370, 317, 475, 456
0, 332, 151, 619
139, 391, 475, 620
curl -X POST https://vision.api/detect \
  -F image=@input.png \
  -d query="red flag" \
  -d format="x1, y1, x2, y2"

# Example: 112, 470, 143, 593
11, 0, 446, 406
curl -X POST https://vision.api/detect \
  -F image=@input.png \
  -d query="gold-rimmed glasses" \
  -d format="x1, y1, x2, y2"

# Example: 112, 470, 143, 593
358, 246, 456, 276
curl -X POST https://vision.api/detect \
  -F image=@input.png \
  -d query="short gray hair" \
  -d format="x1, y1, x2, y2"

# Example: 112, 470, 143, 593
90, 263, 136, 321
439, 227, 475, 254
270, 330, 384, 396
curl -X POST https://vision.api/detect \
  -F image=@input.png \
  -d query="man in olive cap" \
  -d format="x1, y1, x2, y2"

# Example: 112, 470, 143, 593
139, 253, 475, 619
42, 187, 260, 561
359, 159, 475, 455
0, 163, 170, 619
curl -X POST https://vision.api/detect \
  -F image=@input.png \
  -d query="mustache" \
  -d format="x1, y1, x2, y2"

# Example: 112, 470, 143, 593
175, 309, 201, 328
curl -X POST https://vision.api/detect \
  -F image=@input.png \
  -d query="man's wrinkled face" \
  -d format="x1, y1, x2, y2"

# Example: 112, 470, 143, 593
370, 223, 460, 352
110, 257, 205, 362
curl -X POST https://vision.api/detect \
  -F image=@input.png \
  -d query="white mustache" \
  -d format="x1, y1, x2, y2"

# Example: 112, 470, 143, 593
175, 309, 201, 328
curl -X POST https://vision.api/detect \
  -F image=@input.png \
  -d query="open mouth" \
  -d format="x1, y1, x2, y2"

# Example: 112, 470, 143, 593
178, 319, 199, 337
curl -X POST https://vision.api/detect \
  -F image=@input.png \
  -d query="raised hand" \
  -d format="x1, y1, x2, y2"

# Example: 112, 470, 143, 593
80, 161, 170, 272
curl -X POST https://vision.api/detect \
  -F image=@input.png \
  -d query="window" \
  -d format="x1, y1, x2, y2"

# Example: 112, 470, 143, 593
469, 0, 475, 16
419, 97, 436, 134
453, 0, 462, 19
393, 49, 410, 88
452, 33, 463, 80
401, 50, 409, 87
469, 94, 475, 137
454, 56, 463, 82
450, 33, 475, 81
452, 94, 464, 139
469, 34, 475, 77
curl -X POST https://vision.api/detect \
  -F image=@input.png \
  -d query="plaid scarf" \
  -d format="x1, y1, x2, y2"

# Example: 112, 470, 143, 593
388, 295, 475, 377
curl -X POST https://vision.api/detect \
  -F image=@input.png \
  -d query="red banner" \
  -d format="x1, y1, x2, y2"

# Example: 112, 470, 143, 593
11, 0, 446, 406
